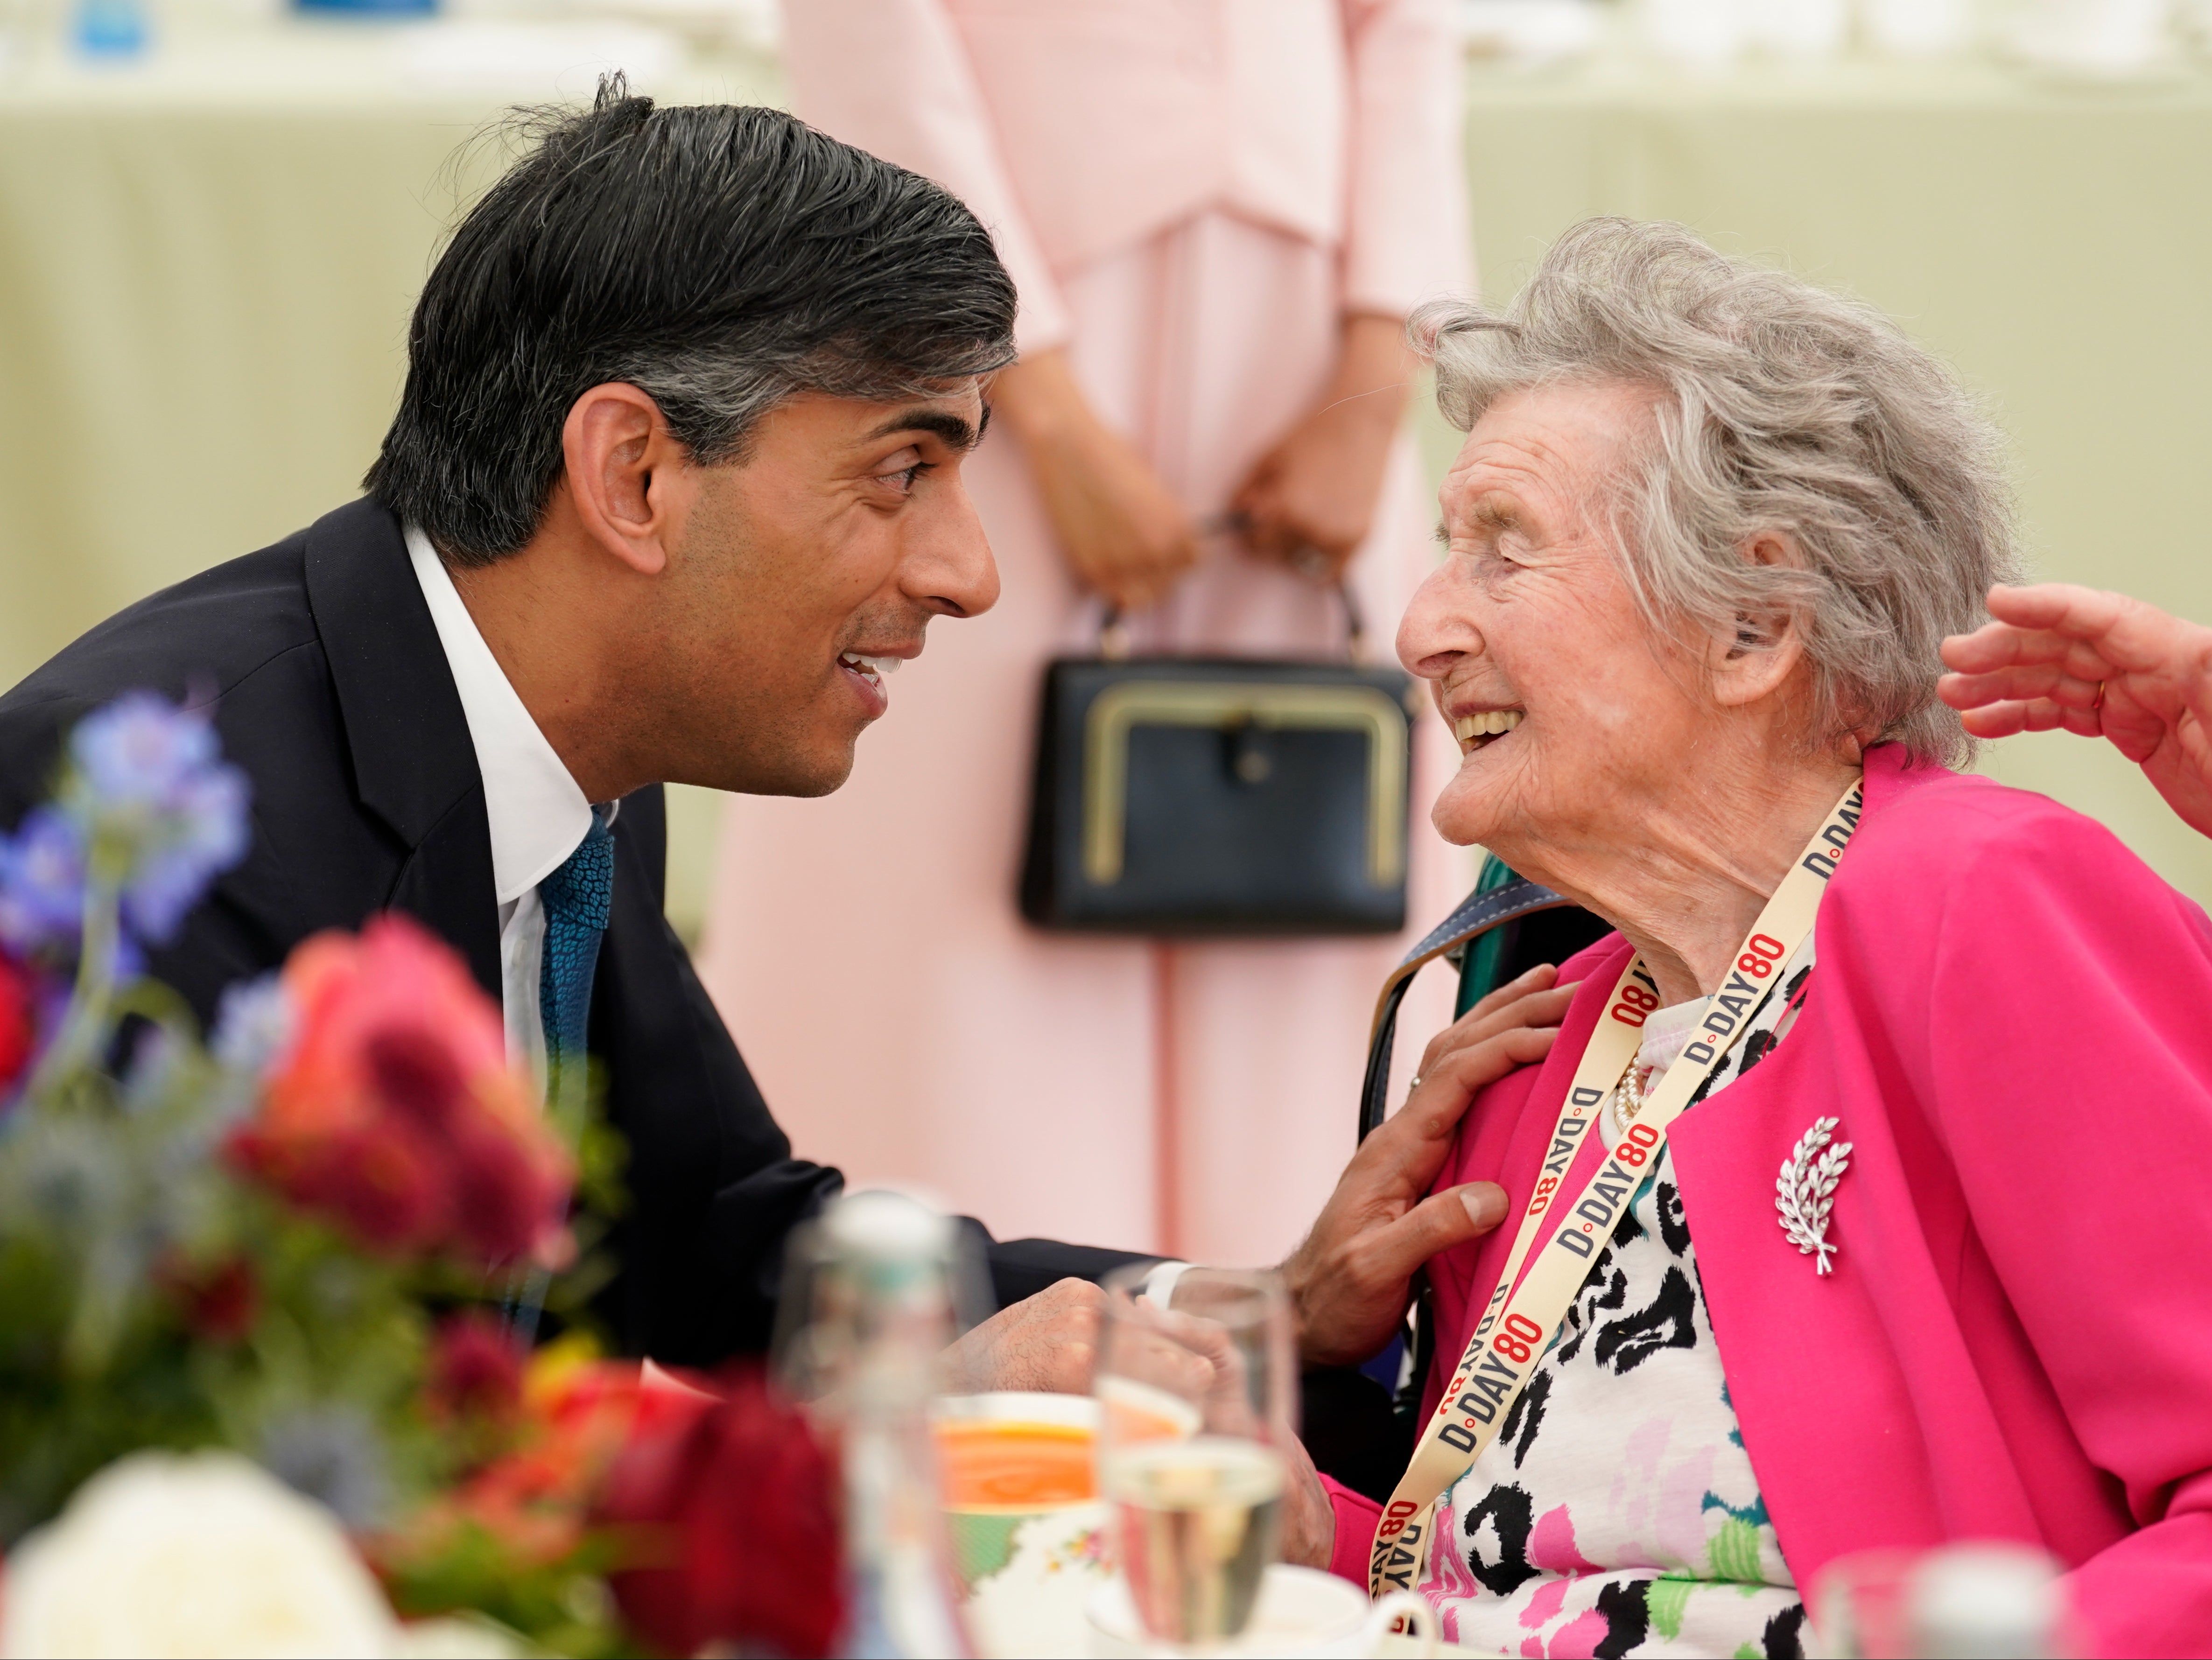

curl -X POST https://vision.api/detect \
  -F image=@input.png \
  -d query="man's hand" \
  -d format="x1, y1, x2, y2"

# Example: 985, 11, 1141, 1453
1230, 314, 1411, 585
1940, 581, 2212, 838
944, 1277, 1103, 1395
993, 349, 1198, 612
1282, 967, 1575, 1368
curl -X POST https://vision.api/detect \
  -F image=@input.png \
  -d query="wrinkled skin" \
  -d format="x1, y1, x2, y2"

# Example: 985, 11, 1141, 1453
1396, 379, 1857, 1007
946, 1277, 1106, 1395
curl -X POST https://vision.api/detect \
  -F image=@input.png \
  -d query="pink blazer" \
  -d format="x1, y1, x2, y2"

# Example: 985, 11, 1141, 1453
779, 0, 1469, 352
1324, 744, 2212, 1656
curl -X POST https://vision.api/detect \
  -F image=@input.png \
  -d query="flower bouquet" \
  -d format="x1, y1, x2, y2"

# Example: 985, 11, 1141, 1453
0, 695, 842, 1658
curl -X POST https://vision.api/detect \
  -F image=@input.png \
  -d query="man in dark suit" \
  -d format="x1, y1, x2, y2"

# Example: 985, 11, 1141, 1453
0, 86, 1141, 1374
0, 84, 1510, 1459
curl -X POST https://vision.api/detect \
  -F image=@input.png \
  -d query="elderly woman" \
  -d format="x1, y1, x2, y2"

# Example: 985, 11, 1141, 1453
1270, 220, 2212, 1656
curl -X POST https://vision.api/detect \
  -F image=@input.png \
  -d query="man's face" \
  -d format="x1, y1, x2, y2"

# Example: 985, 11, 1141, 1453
653, 385, 999, 796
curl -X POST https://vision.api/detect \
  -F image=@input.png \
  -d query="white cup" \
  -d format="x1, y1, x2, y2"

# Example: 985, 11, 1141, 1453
1861, 0, 1977, 56
1634, 0, 1748, 68
2004, 0, 2172, 71
1747, 0, 1849, 57
1085, 1566, 1438, 1659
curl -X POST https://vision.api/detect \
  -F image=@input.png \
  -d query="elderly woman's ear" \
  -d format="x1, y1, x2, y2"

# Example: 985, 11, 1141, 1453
1705, 531, 1811, 710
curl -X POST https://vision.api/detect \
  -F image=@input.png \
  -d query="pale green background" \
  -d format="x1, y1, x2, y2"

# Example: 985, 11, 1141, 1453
5, 42, 2211, 929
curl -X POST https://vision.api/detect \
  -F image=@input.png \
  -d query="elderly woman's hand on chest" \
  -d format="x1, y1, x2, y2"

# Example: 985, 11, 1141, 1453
1280, 966, 1577, 1369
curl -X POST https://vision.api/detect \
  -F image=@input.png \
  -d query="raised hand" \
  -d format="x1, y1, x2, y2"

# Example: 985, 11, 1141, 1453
1939, 582, 2212, 838
1280, 966, 1576, 1368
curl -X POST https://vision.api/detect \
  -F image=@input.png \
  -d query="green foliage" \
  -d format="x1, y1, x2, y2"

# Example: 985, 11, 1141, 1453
381, 1518, 637, 1659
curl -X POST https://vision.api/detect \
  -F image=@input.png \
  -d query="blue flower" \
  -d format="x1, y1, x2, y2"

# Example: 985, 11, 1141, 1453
70, 693, 223, 808
121, 763, 250, 944
0, 807, 87, 955
200, 974, 293, 1133
258, 1405, 391, 1530
212, 974, 292, 1074
57, 693, 252, 949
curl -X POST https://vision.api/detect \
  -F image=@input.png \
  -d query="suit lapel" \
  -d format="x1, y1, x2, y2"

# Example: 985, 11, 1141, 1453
302, 498, 502, 998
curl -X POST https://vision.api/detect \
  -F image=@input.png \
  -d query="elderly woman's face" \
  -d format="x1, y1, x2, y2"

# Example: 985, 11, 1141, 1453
1400, 379, 1720, 854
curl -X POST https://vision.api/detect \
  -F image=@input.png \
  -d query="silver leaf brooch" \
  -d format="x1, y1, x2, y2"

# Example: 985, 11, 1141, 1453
1776, 1116, 1852, 1275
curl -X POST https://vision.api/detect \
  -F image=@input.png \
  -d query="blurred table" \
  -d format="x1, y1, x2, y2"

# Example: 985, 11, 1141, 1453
6, 41, 2212, 919
1449, 53, 2212, 904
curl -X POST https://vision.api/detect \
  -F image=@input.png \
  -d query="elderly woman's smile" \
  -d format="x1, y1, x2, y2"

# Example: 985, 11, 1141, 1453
1447, 707, 1523, 750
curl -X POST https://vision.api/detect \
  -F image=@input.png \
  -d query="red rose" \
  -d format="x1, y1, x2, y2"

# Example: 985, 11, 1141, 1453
231, 915, 573, 1265
428, 1310, 526, 1425
599, 1367, 844, 1660
364, 1022, 468, 1134
444, 1116, 556, 1265
321, 1116, 447, 1254
162, 1256, 260, 1344
0, 949, 35, 1096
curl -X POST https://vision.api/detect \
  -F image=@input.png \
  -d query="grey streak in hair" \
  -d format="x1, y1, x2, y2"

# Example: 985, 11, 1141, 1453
1412, 217, 2020, 767
368, 79, 1016, 567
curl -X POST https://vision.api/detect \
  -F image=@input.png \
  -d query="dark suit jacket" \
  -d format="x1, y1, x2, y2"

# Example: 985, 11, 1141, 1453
0, 498, 1143, 1364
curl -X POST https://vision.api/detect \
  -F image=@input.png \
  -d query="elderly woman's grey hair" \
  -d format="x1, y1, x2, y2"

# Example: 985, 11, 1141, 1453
1411, 217, 2019, 767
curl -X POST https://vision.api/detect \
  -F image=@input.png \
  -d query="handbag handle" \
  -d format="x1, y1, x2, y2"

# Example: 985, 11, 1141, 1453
1098, 563, 1368, 664
1356, 874, 1578, 1143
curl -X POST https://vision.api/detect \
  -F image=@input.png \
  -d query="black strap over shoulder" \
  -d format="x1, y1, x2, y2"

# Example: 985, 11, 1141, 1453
1356, 876, 1578, 1143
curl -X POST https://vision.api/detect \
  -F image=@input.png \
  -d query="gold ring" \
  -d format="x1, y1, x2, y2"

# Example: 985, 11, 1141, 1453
2094, 679, 2107, 712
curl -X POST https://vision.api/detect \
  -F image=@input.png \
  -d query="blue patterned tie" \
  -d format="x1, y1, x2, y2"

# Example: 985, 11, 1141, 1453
537, 805, 614, 1069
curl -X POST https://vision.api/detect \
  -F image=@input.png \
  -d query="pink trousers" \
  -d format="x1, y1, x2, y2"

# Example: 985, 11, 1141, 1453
696, 211, 1464, 1264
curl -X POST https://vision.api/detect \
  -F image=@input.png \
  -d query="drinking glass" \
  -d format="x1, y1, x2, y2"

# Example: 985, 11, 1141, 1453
1093, 1265, 1297, 1648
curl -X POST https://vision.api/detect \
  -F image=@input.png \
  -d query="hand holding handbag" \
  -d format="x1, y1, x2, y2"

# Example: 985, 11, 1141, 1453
1019, 585, 1423, 936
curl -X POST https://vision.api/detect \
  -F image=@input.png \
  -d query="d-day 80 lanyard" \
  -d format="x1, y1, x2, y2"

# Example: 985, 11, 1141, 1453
1368, 778, 1865, 1599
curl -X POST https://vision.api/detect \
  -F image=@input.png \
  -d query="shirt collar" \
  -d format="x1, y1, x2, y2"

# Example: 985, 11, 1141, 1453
405, 525, 594, 906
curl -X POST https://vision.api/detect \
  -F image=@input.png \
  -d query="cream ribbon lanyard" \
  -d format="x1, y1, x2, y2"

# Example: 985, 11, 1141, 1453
1369, 779, 1864, 1599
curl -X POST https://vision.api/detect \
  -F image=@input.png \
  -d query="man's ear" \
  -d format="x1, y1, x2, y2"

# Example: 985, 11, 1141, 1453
560, 383, 696, 577
1708, 530, 1808, 708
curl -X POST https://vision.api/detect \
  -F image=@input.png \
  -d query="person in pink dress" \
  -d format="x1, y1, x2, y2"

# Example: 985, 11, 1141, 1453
1258, 220, 2212, 1653
697, 0, 1471, 1262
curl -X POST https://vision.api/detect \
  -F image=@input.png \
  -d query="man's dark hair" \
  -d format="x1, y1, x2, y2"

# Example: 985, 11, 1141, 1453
366, 79, 1017, 566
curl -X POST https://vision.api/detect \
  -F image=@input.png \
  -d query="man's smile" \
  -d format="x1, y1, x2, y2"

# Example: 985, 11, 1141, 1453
836, 645, 917, 719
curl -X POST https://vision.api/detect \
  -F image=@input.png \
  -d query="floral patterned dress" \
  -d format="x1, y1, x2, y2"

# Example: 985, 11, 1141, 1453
1418, 942, 1817, 1659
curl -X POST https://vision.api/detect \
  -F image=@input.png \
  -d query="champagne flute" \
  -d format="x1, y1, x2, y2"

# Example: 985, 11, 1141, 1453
1093, 1265, 1297, 1647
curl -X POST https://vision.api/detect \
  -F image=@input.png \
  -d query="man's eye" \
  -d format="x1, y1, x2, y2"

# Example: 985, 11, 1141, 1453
877, 461, 932, 494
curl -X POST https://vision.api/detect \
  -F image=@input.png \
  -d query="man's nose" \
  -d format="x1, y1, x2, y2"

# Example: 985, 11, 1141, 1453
905, 476, 1000, 619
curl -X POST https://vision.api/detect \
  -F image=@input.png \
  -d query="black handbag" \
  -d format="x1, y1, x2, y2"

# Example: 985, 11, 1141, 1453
1019, 593, 1419, 937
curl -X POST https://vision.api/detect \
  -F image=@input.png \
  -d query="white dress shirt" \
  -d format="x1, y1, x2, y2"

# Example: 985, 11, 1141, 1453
405, 525, 597, 1091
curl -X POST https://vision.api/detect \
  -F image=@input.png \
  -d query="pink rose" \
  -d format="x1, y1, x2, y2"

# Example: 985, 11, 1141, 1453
232, 915, 573, 1265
